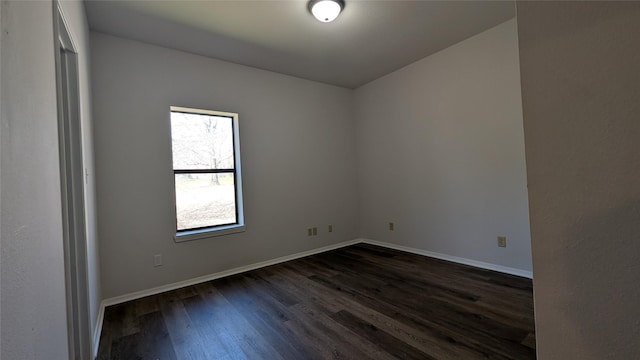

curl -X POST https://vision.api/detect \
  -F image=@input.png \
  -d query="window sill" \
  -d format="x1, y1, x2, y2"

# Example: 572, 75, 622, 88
174, 224, 246, 243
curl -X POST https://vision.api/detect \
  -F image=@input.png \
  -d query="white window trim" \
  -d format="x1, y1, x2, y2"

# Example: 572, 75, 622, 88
174, 224, 246, 242
170, 106, 245, 242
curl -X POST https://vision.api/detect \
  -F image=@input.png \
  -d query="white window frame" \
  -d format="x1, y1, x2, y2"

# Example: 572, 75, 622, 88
170, 106, 245, 242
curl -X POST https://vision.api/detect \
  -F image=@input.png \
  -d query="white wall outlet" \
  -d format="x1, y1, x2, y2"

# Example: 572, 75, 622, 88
497, 236, 507, 248
312, 227, 318, 236
154, 254, 163, 267
307, 228, 313, 236
328, 224, 333, 233
389, 222, 395, 231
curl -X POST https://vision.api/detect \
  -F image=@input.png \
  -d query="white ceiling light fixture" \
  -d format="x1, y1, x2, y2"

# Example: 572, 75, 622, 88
308, 0, 345, 23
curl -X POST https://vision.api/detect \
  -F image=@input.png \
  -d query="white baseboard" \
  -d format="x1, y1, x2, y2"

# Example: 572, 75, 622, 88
360, 239, 533, 279
100, 237, 531, 308
92, 301, 106, 359
102, 239, 362, 307
95, 238, 362, 355
93, 237, 531, 357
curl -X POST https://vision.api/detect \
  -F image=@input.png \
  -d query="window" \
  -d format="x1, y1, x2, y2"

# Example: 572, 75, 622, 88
170, 106, 244, 241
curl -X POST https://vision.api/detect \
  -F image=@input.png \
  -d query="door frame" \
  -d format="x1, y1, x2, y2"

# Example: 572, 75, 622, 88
53, 3, 91, 359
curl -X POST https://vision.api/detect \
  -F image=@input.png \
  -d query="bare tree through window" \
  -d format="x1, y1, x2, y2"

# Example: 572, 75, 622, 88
170, 108, 240, 231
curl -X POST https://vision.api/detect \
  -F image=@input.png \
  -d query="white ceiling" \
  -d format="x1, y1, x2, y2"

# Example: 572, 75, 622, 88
85, 0, 515, 88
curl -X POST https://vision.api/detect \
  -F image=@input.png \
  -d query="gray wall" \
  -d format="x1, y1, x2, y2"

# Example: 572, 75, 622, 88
91, 33, 359, 299
1, 1, 69, 358
517, 2, 640, 359
355, 19, 532, 272
1, 0, 100, 358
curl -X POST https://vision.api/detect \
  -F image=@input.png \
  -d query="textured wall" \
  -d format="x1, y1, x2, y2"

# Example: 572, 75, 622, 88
517, 2, 640, 358
355, 19, 531, 272
1, 1, 69, 359
91, 33, 359, 299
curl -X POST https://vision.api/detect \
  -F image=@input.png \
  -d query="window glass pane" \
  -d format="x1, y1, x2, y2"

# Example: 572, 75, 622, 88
175, 173, 236, 230
171, 112, 234, 170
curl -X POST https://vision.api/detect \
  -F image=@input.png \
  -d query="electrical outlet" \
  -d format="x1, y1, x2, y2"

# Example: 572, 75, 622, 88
497, 236, 507, 248
154, 254, 163, 267
389, 222, 395, 231
328, 224, 333, 233
307, 228, 313, 236
312, 227, 318, 236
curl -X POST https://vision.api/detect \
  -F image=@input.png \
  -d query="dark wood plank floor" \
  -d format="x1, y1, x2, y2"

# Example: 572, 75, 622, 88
97, 244, 536, 359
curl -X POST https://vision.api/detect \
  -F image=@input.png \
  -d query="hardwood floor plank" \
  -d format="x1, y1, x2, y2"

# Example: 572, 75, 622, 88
158, 291, 219, 360
283, 304, 374, 360
194, 281, 285, 360
242, 270, 300, 307
213, 275, 315, 360
181, 293, 247, 359
110, 311, 177, 360
134, 295, 159, 317
330, 309, 436, 360
521, 332, 537, 350
307, 269, 533, 359
274, 264, 485, 359
109, 332, 141, 360
98, 244, 536, 360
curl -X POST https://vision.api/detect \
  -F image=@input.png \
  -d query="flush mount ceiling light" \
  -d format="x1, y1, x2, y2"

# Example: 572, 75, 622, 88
308, 0, 345, 23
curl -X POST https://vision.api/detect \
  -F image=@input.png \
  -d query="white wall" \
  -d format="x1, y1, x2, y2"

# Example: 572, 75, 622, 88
1, 1, 67, 359
355, 19, 532, 273
517, 2, 640, 359
57, 0, 102, 350
91, 33, 359, 299
0, 1, 101, 358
